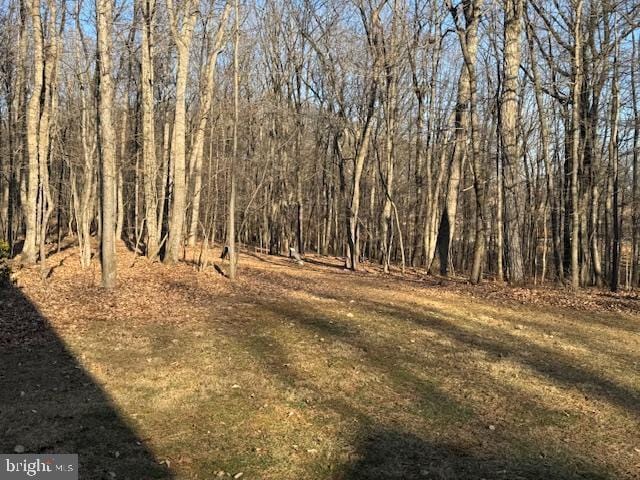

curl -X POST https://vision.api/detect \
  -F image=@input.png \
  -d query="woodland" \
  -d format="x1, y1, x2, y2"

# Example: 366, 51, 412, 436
1, 1, 640, 479
0, 0, 639, 289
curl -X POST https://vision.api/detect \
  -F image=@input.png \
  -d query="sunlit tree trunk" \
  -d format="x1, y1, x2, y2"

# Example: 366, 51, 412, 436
37, 0, 63, 277
140, 0, 158, 258
438, 1, 480, 278
227, 0, 239, 279
570, 0, 584, 289
500, 0, 524, 284
165, 0, 197, 263
21, 0, 45, 264
379, 2, 399, 274
187, 2, 231, 247
96, 0, 117, 289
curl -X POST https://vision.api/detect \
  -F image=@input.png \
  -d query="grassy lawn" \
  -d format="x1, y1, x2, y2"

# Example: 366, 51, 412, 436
1, 244, 639, 479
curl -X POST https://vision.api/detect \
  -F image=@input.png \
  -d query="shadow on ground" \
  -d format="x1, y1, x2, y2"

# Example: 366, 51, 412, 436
248, 267, 640, 419
254, 302, 618, 479
341, 427, 609, 480
167, 275, 621, 479
0, 283, 171, 480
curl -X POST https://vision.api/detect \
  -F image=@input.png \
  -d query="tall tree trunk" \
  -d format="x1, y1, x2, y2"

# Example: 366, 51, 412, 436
5, 0, 28, 255
165, 0, 197, 263
610, 41, 620, 292
379, 5, 398, 274
21, 0, 45, 264
500, 0, 525, 284
77, 45, 96, 268
424, 143, 448, 271
496, 125, 504, 282
438, 0, 480, 278
526, 19, 563, 283
343, 4, 382, 271
140, 0, 159, 257
187, 3, 230, 247
37, 0, 63, 276
96, 0, 117, 289
347, 106, 376, 271
295, 141, 304, 256
570, 0, 584, 289
158, 119, 170, 245
227, 0, 239, 279
631, 32, 639, 287
446, 0, 483, 284
116, 109, 126, 242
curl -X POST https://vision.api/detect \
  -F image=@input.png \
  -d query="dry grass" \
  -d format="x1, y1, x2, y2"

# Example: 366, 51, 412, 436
1, 241, 639, 479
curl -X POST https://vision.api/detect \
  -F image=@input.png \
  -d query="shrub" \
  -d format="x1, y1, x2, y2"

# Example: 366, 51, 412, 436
0, 240, 10, 259
0, 240, 11, 286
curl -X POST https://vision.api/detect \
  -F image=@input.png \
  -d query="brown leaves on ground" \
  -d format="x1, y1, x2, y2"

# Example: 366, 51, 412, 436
2, 240, 639, 480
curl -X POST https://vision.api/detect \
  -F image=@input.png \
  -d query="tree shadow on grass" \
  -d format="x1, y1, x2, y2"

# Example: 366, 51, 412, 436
150, 272, 628, 479
211, 298, 615, 480
378, 301, 640, 419
0, 283, 171, 480
341, 427, 610, 480
247, 268, 640, 420
265, 302, 622, 479
302, 256, 348, 271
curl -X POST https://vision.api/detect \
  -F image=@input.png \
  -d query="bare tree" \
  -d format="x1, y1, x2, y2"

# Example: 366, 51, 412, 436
140, 0, 159, 258
96, 0, 117, 288
0, 0, 637, 292
20, 0, 45, 264
187, 1, 231, 247
165, 0, 198, 263
500, 0, 525, 284
227, 0, 239, 279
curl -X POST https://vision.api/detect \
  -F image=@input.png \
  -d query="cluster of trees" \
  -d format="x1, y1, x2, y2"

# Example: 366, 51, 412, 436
0, 0, 639, 291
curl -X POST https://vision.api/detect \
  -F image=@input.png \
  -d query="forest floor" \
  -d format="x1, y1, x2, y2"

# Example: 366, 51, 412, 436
1, 241, 639, 479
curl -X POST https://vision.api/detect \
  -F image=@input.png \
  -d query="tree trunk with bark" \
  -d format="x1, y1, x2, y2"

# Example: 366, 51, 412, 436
96, 0, 117, 289
500, 0, 525, 284
165, 0, 197, 263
